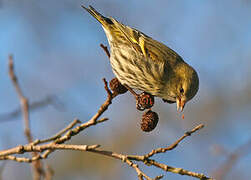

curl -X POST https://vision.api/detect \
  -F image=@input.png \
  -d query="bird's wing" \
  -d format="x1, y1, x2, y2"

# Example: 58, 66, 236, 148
82, 5, 182, 66
112, 19, 182, 66
110, 19, 142, 53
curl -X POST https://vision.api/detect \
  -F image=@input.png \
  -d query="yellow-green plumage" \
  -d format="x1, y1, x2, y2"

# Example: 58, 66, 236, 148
82, 5, 199, 111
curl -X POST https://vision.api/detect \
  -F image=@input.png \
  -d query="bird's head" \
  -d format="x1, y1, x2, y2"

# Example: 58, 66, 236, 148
174, 63, 199, 112
163, 62, 199, 112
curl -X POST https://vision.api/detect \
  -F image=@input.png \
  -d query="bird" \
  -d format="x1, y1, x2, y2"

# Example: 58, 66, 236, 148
82, 5, 199, 112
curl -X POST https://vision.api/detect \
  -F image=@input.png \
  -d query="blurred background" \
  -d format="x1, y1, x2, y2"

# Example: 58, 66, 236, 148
0, 0, 251, 179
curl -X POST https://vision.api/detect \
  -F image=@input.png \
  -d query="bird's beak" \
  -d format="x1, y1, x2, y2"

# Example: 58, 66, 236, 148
176, 97, 185, 112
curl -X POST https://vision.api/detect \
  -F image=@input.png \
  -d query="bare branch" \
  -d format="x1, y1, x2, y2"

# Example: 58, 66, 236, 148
44, 164, 54, 180
0, 95, 63, 123
0, 162, 6, 180
8, 55, 44, 179
145, 124, 204, 158
8, 55, 32, 141
1, 133, 211, 179
148, 160, 211, 180
212, 139, 251, 180
36, 119, 81, 144
89, 78, 116, 124
0, 107, 211, 180
0, 118, 107, 157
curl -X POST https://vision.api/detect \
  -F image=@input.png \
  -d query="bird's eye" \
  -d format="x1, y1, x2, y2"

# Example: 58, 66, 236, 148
180, 88, 184, 94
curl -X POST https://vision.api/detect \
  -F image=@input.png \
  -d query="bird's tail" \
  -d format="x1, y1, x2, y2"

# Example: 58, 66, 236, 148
82, 5, 113, 27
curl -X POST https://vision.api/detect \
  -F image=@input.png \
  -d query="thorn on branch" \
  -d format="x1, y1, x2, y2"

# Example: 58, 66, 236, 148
100, 43, 110, 58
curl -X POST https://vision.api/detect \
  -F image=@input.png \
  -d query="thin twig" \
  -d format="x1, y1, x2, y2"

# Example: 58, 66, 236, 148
148, 159, 211, 180
144, 124, 204, 158
125, 124, 211, 179
44, 164, 54, 180
36, 119, 81, 144
123, 84, 139, 98
8, 55, 32, 142
0, 162, 6, 180
89, 78, 116, 123
0, 95, 59, 123
100, 44, 110, 58
212, 139, 251, 180
8, 55, 44, 180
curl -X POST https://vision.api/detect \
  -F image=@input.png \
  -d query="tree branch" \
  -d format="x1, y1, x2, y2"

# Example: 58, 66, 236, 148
0, 121, 212, 180
8, 55, 44, 180
212, 139, 251, 180
144, 124, 204, 158
0, 95, 63, 123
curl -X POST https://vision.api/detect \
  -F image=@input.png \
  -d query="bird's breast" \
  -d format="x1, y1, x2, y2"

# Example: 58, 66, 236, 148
109, 46, 168, 98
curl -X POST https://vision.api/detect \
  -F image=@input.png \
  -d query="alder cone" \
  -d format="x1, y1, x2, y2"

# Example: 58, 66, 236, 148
109, 78, 128, 95
141, 110, 159, 132
136, 92, 154, 111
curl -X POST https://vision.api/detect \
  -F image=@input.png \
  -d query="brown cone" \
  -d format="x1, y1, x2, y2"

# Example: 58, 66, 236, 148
141, 110, 159, 132
136, 92, 154, 111
109, 78, 128, 95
